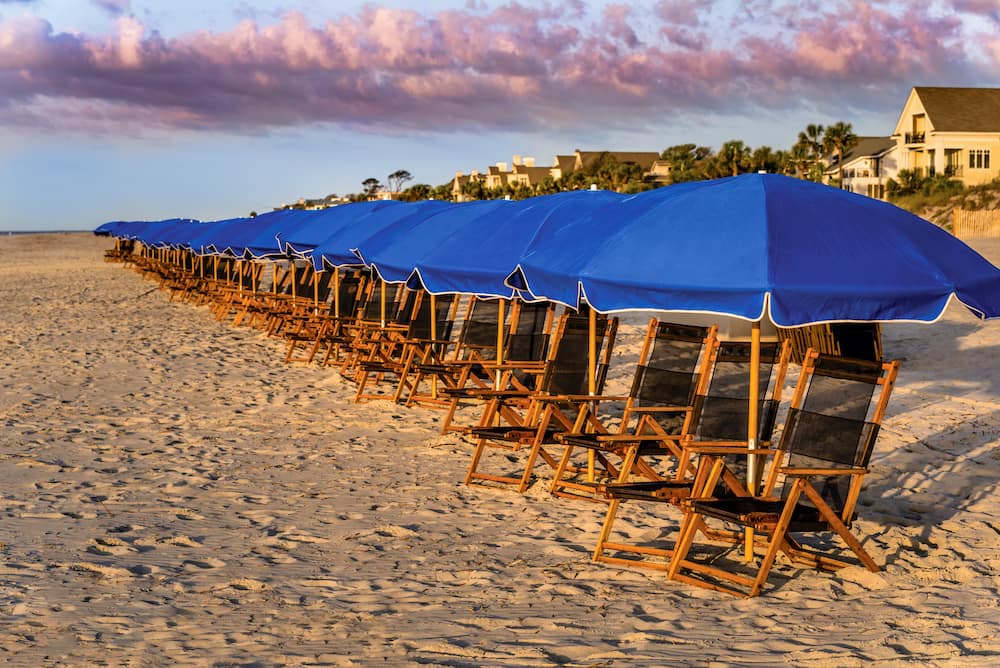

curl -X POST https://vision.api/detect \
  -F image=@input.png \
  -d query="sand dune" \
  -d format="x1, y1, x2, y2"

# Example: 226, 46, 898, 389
1, 232, 998, 666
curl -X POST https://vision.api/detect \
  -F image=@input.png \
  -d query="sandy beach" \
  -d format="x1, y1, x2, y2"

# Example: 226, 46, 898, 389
1, 232, 999, 666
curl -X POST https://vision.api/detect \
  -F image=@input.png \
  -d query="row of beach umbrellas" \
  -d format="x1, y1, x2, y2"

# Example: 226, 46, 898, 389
97, 173, 1000, 489
96, 173, 1000, 327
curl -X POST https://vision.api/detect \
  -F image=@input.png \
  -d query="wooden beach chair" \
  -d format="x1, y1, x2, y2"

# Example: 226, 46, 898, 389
394, 296, 505, 409
463, 309, 618, 492
667, 351, 900, 597
353, 291, 458, 402
438, 300, 557, 434
543, 321, 720, 502
591, 338, 791, 569
283, 271, 366, 364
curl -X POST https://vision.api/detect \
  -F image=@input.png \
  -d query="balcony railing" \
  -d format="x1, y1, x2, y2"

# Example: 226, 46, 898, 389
905, 132, 925, 144
944, 164, 963, 177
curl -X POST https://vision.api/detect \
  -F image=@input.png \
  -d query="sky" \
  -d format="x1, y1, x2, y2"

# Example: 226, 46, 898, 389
1, 1, 998, 231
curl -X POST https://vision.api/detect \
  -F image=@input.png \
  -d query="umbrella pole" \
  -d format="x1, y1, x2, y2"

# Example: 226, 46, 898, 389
430, 293, 438, 399
333, 267, 340, 318
588, 306, 597, 482
380, 280, 387, 328
495, 299, 505, 391
745, 319, 762, 562
313, 268, 319, 314
291, 262, 297, 300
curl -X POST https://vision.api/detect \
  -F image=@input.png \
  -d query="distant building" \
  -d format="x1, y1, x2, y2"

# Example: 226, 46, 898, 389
275, 193, 348, 211
451, 169, 485, 202
891, 86, 1000, 186
569, 150, 661, 173
452, 149, 665, 199
827, 137, 897, 200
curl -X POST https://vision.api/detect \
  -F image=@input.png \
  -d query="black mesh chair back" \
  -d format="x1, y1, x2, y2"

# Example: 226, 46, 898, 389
293, 262, 314, 296
360, 281, 400, 322
693, 340, 782, 443
408, 294, 456, 341
778, 354, 882, 520
334, 274, 363, 317
506, 301, 552, 362
631, 322, 711, 417
314, 271, 336, 302
544, 310, 616, 396
460, 298, 503, 360
392, 287, 417, 325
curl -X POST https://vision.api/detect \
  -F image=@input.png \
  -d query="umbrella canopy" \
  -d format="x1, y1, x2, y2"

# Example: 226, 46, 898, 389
410, 189, 624, 297
182, 217, 253, 255
358, 199, 514, 283
277, 200, 402, 258
510, 174, 1000, 325
212, 209, 310, 258
310, 199, 452, 270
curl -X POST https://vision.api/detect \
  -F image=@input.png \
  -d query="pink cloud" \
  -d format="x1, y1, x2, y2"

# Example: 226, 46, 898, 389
0, 1, 994, 135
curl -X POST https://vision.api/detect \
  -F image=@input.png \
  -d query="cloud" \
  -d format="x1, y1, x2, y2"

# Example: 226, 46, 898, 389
92, 0, 130, 14
0, 1, 995, 135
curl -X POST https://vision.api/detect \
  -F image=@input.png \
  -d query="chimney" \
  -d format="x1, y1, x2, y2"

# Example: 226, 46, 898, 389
496, 162, 508, 172
524, 156, 535, 167
512, 155, 522, 166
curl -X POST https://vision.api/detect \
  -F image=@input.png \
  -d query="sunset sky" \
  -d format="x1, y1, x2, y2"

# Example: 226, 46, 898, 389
2, 0, 998, 231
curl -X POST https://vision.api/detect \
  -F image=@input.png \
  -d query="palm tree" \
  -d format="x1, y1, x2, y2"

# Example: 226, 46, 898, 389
788, 142, 812, 179
797, 123, 825, 160
718, 140, 750, 177
822, 122, 859, 184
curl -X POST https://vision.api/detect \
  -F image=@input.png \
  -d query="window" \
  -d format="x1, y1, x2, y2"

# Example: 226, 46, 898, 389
969, 149, 991, 169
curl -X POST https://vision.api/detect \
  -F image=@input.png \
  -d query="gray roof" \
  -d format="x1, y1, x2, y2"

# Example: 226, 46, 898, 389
840, 136, 895, 163
915, 87, 1000, 133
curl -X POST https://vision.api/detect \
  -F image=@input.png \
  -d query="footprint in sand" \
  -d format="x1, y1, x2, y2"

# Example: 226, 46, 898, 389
182, 557, 226, 570
87, 537, 136, 556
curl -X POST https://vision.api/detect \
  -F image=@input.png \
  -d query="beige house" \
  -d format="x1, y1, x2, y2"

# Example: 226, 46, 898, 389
569, 150, 661, 174
828, 136, 897, 200
453, 149, 665, 199
451, 169, 484, 202
892, 87, 1000, 186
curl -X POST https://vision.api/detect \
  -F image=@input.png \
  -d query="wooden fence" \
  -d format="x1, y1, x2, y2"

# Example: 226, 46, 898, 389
953, 209, 1000, 238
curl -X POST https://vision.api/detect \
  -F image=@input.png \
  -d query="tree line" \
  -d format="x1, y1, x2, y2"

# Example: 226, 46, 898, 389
330, 121, 950, 203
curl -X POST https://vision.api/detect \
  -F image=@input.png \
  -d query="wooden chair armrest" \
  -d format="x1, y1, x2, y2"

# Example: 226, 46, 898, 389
594, 433, 683, 442
530, 394, 625, 404
779, 467, 867, 476
628, 406, 693, 413
682, 445, 782, 456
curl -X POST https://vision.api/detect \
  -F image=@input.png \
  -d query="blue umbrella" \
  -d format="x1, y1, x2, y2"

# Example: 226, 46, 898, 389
410, 190, 624, 297
508, 173, 1000, 488
277, 200, 403, 258
358, 199, 513, 283
310, 199, 452, 270
510, 173, 1000, 325
208, 209, 307, 258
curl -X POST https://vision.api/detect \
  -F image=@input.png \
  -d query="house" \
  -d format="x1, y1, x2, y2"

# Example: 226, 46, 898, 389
827, 136, 897, 200
891, 87, 1000, 186
568, 150, 661, 174
451, 169, 484, 202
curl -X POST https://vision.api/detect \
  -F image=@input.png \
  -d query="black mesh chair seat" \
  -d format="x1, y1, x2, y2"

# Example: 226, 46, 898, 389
603, 480, 694, 501
469, 425, 560, 441
689, 497, 829, 532
556, 433, 678, 457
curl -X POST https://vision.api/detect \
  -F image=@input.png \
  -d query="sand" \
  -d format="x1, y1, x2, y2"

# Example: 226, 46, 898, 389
1, 232, 998, 666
